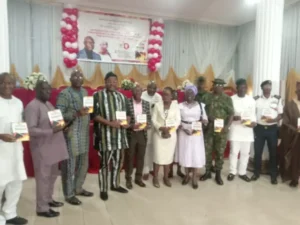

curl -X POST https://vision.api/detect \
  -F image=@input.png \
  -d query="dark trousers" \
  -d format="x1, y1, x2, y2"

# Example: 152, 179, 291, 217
254, 124, 278, 178
61, 152, 89, 199
125, 131, 146, 182
98, 149, 122, 193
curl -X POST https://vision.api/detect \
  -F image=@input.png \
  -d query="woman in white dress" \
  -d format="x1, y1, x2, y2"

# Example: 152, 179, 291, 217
177, 85, 208, 189
141, 81, 162, 180
152, 87, 181, 188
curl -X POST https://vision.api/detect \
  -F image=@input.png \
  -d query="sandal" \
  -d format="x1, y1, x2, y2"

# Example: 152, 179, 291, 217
65, 196, 82, 205
76, 189, 94, 197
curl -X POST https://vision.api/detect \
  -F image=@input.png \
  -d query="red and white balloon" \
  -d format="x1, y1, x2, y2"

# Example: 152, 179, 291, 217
148, 19, 164, 72
60, 4, 79, 68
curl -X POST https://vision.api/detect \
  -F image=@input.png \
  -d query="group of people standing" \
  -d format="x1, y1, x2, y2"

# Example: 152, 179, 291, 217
0, 70, 300, 225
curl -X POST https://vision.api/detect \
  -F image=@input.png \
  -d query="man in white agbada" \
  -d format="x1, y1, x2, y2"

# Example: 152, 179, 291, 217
141, 81, 162, 180
227, 79, 256, 182
0, 73, 28, 225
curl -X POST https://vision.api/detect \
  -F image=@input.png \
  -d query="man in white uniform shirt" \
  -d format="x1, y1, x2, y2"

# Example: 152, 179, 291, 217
0, 73, 27, 225
251, 80, 283, 185
227, 79, 256, 182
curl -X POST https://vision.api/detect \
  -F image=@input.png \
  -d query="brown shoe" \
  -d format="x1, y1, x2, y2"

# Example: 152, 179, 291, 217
153, 177, 160, 188
135, 180, 146, 188
126, 181, 133, 190
143, 174, 149, 181
163, 177, 172, 187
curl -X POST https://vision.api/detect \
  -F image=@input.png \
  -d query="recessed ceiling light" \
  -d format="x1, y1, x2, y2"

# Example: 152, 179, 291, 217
245, 0, 260, 5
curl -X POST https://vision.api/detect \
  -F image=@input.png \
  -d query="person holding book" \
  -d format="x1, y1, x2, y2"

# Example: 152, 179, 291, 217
93, 72, 130, 201
251, 80, 283, 185
56, 70, 93, 206
24, 80, 69, 218
279, 81, 300, 187
152, 87, 181, 188
227, 79, 256, 183
0, 73, 28, 225
200, 79, 234, 185
125, 85, 151, 189
141, 81, 162, 180
177, 85, 208, 189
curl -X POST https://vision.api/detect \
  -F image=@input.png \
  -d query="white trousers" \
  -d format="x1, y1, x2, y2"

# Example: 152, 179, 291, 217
0, 181, 22, 225
229, 141, 251, 176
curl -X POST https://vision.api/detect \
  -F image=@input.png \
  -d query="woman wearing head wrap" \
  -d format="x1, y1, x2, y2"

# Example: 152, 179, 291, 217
176, 85, 208, 189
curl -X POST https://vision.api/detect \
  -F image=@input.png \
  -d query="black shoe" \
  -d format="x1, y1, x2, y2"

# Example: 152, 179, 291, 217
48, 200, 64, 207
271, 177, 278, 185
100, 192, 108, 201
134, 180, 146, 188
126, 181, 133, 190
289, 180, 299, 188
6, 216, 28, 225
200, 172, 212, 181
65, 196, 82, 205
227, 173, 235, 181
215, 170, 224, 185
37, 210, 59, 218
182, 176, 190, 185
76, 189, 94, 197
239, 175, 251, 182
111, 186, 128, 193
177, 170, 185, 178
251, 174, 260, 181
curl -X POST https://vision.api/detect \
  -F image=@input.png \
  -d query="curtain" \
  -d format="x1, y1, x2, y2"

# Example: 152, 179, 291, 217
7, 0, 238, 83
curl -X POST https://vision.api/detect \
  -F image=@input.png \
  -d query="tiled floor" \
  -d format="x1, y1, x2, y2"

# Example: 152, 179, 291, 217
18, 161, 300, 225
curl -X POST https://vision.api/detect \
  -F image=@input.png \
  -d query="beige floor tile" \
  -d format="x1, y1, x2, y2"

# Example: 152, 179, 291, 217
17, 160, 300, 225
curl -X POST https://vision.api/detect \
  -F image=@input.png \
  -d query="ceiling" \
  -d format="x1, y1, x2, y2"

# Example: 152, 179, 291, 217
32, 0, 299, 26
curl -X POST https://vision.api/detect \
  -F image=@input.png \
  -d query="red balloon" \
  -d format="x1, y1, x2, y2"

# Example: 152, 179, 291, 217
70, 59, 77, 66
62, 35, 70, 42
69, 36, 76, 43
67, 30, 74, 36
73, 48, 79, 53
72, 27, 78, 34
64, 17, 72, 24
150, 66, 156, 71
157, 40, 162, 45
152, 21, 159, 27
71, 21, 78, 28
63, 58, 70, 64
161, 24, 165, 29
63, 8, 69, 14
60, 28, 68, 34
150, 40, 156, 45
158, 32, 164, 37
72, 9, 78, 16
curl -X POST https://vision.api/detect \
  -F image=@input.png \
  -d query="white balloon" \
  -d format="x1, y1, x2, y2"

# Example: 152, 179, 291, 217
62, 13, 68, 19
149, 35, 155, 40
63, 51, 69, 57
154, 44, 160, 49
153, 53, 158, 58
155, 62, 162, 69
151, 27, 156, 31
66, 24, 72, 30
155, 35, 161, 40
60, 21, 67, 27
65, 42, 71, 48
148, 53, 153, 59
70, 15, 77, 21
65, 4, 73, 9
71, 42, 78, 49
68, 53, 77, 60
148, 44, 154, 49
157, 18, 164, 23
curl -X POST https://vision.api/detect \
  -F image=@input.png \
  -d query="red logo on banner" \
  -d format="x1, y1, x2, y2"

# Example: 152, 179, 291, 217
124, 43, 130, 49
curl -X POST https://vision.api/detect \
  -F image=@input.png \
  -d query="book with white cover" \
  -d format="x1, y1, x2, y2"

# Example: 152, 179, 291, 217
48, 109, 65, 127
11, 122, 30, 141
116, 111, 127, 125
83, 96, 93, 113
137, 114, 147, 129
192, 121, 202, 136
214, 119, 224, 133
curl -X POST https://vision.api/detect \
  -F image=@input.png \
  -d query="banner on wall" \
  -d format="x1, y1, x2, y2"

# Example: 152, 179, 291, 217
77, 10, 150, 65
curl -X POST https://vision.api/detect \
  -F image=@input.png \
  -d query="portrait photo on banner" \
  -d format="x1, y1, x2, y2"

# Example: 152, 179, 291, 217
77, 10, 150, 64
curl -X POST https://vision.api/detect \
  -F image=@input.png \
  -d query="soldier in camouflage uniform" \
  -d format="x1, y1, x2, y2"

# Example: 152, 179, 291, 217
200, 79, 234, 185
195, 76, 216, 173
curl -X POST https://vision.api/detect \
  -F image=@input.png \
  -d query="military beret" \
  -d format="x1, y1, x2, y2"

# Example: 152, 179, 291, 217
235, 78, 247, 86
260, 80, 272, 88
212, 78, 226, 85
196, 76, 206, 83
